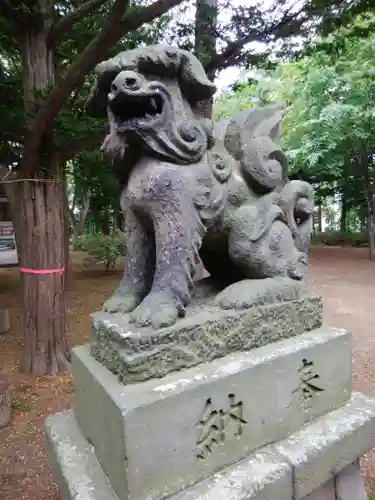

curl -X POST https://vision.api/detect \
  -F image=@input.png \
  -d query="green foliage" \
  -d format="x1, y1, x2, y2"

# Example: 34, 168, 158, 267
214, 13, 375, 244
74, 231, 126, 272
311, 231, 368, 247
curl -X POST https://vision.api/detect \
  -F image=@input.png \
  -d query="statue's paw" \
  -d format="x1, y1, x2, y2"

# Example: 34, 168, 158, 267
102, 293, 141, 314
215, 277, 304, 310
288, 252, 308, 280
129, 295, 180, 329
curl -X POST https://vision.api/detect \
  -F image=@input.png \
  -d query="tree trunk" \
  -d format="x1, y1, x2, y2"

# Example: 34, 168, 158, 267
368, 197, 375, 261
340, 195, 347, 233
103, 212, 110, 235
313, 203, 322, 234
359, 148, 375, 260
16, 0, 70, 375
63, 173, 71, 290
195, 0, 217, 118
67, 190, 90, 245
9, 179, 70, 375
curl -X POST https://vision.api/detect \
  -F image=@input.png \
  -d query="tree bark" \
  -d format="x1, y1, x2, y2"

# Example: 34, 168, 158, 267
67, 190, 90, 244
340, 195, 347, 233
103, 211, 110, 235
16, 0, 70, 375
368, 199, 375, 260
9, 179, 70, 375
62, 172, 71, 290
359, 147, 375, 260
194, 0, 217, 118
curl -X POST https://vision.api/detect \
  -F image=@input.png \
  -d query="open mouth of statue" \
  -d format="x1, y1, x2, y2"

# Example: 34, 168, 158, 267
110, 92, 164, 131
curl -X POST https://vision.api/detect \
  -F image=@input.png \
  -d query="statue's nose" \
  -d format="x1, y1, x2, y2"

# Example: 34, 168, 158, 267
110, 71, 142, 94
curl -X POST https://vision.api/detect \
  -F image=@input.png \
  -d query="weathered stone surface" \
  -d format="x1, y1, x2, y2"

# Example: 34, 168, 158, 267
46, 392, 375, 500
86, 44, 314, 331
74, 327, 350, 500
45, 410, 119, 500
274, 392, 375, 500
302, 478, 335, 500
335, 460, 366, 500
0, 375, 12, 428
170, 448, 293, 500
91, 281, 323, 383
46, 409, 293, 500
0, 308, 10, 334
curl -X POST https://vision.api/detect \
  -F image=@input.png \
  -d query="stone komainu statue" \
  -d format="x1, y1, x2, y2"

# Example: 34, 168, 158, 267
86, 45, 314, 329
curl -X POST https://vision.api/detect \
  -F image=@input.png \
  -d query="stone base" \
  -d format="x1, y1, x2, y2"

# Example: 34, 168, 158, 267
91, 279, 322, 383
46, 392, 373, 500
72, 327, 351, 500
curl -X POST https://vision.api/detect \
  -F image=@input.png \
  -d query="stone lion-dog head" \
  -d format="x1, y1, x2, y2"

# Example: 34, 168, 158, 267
87, 45, 217, 167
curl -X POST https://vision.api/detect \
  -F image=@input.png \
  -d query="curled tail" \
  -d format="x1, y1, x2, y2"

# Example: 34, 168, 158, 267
218, 104, 288, 193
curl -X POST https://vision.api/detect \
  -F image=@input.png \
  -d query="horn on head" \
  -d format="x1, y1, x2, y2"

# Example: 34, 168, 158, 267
178, 49, 217, 103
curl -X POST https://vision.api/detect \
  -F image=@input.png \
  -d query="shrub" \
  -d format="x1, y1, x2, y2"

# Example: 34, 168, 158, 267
311, 231, 368, 247
74, 231, 126, 271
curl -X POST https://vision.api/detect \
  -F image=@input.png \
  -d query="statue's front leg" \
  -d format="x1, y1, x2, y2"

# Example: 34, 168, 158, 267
102, 208, 154, 313
129, 193, 204, 329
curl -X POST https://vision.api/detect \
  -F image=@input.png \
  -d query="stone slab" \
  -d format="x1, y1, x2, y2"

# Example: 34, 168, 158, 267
91, 291, 323, 384
46, 393, 375, 500
168, 448, 293, 500
46, 409, 293, 500
274, 391, 375, 500
45, 410, 118, 500
73, 327, 350, 500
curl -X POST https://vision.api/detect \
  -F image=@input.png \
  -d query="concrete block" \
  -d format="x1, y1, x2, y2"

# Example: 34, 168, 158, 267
335, 460, 366, 500
46, 409, 293, 500
73, 327, 351, 500
274, 392, 375, 500
45, 410, 118, 500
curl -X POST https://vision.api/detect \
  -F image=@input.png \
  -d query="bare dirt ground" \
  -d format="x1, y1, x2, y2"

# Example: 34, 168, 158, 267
0, 247, 375, 499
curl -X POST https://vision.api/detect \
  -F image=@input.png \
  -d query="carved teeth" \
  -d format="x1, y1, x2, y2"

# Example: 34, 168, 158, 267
150, 98, 157, 110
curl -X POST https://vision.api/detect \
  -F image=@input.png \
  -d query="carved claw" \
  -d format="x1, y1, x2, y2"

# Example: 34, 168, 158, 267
102, 293, 141, 314
129, 293, 181, 329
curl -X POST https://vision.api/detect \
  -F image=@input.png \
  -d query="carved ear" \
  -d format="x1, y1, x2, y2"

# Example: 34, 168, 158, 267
85, 61, 122, 118
179, 49, 217, 103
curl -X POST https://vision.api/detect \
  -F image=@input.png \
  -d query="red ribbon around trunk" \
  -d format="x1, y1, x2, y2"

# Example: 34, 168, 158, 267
20, 267, 65, 276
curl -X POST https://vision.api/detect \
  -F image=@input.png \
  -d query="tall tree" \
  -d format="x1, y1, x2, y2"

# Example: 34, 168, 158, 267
215, 12, 375, 257
0, 0, 183, 376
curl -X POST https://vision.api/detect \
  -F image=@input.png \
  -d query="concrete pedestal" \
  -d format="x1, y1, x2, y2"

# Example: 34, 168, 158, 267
46, 320, 371, 500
